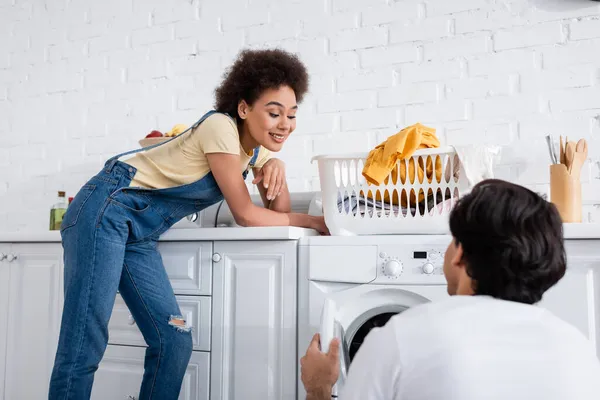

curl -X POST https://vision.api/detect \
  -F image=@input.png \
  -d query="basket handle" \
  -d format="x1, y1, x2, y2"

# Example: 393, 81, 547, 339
311, 146, 456, 162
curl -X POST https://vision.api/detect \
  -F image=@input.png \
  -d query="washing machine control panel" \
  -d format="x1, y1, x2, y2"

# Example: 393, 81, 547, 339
376, 246, 446, 284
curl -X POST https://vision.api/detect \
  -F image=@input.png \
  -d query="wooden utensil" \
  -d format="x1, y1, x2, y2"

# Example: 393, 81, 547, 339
565, 141, 576, 173
560, 136, 565, 165
569, 138, 588, 180
576, 138, 588, 158
570, 152, 585, 180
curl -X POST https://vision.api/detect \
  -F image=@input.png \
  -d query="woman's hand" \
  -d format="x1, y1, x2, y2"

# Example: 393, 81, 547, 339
253, 158, 286, 201
310, 216, 330, 236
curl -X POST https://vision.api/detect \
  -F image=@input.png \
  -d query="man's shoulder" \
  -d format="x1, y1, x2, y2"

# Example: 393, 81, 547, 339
392, 294, 475, 317
389, 295, 588, 340
388, 295, 526, 331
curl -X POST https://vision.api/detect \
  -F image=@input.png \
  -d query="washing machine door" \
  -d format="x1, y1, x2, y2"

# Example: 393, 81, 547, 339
319, 298, 351, 397
319, 285, 448, 397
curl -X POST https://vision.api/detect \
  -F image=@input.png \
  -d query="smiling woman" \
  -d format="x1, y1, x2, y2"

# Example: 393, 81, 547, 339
206, 48, 317, 220
48, 48, 328, 400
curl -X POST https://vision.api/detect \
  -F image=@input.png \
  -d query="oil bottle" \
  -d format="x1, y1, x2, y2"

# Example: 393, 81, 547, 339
49, 191, 68, 230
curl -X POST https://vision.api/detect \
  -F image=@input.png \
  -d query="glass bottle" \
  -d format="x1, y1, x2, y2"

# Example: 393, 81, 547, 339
49, 191, 68, 231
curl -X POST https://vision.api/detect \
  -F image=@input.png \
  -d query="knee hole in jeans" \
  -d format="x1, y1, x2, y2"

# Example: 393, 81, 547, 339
168, 315, 192, 333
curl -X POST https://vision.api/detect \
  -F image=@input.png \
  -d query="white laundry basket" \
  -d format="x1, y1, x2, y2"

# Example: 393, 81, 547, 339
312, 146, 469, 236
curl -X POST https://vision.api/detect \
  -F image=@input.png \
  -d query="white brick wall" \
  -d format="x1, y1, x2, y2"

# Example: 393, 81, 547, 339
1, 0, 600, 231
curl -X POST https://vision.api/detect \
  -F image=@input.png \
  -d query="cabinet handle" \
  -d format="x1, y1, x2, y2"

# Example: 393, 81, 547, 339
212, 253, 222, 263
128, 315, 136, 326
7, 254, 17, 262
0, 253, 6, 261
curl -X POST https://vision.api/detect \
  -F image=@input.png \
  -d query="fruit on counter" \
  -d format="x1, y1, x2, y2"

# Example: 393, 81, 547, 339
145, 130, 164, 138
165, 124, 188, 137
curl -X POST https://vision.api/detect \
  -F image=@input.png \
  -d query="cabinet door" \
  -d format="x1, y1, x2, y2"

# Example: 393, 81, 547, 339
91, 345, 210, 400
539, 266, 599, 356
108, 294, 212, 351
3, 243, 63, 400
0, 243, 12, 400
158, 241, 213, 295
211, 241, 297, 400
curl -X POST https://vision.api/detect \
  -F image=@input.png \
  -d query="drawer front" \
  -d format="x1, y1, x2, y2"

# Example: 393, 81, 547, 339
158, 241, 213, 295
108, 295, 211, 351
92, 345, 210, 400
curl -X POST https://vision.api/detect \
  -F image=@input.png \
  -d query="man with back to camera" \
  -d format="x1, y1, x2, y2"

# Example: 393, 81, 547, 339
301, 179, 600, 400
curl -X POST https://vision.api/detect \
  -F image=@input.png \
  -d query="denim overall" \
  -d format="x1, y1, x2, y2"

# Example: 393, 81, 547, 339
49, 110, 260, 400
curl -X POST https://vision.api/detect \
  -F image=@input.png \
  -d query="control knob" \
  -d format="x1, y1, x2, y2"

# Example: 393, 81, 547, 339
422, 262, 435, 275
383, 259, 403, 277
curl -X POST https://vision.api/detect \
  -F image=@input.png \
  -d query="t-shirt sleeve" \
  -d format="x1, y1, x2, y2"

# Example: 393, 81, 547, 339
193, 113, 240, 155
253, 147, 273, 169
339, 324, 402, 400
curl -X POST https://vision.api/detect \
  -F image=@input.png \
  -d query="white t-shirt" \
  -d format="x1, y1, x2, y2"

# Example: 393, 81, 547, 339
340, 295, 600, 400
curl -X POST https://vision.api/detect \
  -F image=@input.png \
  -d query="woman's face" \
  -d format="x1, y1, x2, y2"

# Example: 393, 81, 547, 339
238, 85, 297, 152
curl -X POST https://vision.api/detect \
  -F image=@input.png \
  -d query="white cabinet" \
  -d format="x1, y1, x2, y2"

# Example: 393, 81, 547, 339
91, 345, 210, 400
108, 294, 212, 351
158, 241, 213, 295
541, 269, 597, 342
538, 247, 600, 358
211, 241, 298, 400
0, 244, 11, 399
0, 243, 63, 400
0, 238, 299, 400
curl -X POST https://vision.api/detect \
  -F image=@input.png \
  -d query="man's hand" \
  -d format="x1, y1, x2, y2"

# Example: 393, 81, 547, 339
301, 333, 340, 400
252, 158, 286, 201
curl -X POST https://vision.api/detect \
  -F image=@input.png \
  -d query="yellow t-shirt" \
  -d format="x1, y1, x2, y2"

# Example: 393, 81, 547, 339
124, 113, 271, 189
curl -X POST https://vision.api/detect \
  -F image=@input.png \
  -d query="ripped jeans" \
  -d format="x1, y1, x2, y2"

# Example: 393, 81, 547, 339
48, 160, 214, 400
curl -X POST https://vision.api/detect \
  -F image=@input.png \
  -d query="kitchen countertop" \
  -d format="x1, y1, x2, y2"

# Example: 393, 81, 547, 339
0, 226, 319, 243
0, 223, 598, 243
563, 223, 600, 239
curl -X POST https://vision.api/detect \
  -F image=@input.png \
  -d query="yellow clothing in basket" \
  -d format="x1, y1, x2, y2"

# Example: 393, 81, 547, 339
361, 123, 442, 206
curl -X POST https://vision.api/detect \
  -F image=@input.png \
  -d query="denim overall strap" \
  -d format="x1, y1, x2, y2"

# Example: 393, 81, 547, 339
104, 110, 220, 172
242, 146, 262, 180
249, 146, 261, 167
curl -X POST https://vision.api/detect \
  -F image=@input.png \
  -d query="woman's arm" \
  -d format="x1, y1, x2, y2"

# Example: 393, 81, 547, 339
207, 153, 326, 232
252, 165, 292, 212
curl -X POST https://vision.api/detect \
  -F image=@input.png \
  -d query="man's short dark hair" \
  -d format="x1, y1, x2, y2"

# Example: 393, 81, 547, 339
449, 179, 566, 304
214, 48, 309, 120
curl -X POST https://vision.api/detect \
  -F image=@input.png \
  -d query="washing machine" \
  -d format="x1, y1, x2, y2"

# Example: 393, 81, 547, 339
297, 234, 452, 398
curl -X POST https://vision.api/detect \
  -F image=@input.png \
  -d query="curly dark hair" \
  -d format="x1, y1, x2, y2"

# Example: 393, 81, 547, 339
214, 48, 309, 119
449, 179, 566, 304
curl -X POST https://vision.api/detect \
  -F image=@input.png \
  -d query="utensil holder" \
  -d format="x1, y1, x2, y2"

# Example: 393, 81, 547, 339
550, 164, 582, 223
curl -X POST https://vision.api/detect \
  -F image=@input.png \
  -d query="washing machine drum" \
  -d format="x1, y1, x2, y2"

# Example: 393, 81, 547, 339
348, 311, 398, 360
345, 304, 408, 361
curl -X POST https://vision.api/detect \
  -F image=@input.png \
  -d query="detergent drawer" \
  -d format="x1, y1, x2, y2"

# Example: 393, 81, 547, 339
308, 245, 378, 283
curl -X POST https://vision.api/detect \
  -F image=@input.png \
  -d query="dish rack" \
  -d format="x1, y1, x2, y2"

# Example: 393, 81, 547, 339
312, 146, 469, 235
